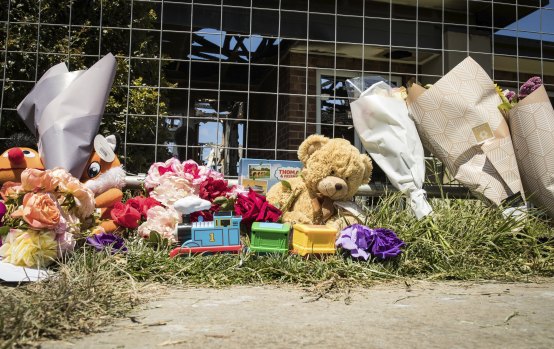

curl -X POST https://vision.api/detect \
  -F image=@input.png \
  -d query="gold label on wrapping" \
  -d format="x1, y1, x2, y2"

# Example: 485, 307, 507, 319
472, 123, 495, 144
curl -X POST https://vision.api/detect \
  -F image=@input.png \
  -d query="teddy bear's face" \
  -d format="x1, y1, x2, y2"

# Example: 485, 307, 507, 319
301, 138, 372, 201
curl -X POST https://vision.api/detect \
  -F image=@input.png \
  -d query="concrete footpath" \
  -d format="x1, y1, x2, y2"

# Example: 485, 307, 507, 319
41, 280, 554, 349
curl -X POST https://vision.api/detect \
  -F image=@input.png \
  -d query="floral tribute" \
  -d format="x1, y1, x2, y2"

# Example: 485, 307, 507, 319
137, 158, 241, 243
335, 224, 404, 261
0, 168, 97, 267
135, 158, 284, 241
497, 76, 543, 114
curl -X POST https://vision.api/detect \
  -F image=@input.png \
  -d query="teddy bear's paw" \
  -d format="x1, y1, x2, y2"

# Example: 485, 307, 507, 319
282, 211, 312, 225
326, 215, 361, 231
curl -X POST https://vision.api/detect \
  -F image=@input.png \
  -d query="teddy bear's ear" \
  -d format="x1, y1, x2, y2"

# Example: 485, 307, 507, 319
298, 135, 329, 163
361, 153, 373, 184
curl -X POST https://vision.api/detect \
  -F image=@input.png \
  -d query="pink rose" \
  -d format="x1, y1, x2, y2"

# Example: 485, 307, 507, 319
182, 160, 200, 179
60, 211, 81, 236
150, 174, 194, 206
197, 165, 224, 181
48, 168, 95, 218
12, 193, 61, 229
20, 168, 59, 192
0, 181, 23, 201
56, 231, 76, 256
64, 180, 96, 219
181, 160, 226, 188
50, 168, 76, 191
138, 206, 181, 242
144, 158, 184, 190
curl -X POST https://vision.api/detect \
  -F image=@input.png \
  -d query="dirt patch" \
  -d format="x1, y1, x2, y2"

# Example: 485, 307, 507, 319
41, 280, 554, 349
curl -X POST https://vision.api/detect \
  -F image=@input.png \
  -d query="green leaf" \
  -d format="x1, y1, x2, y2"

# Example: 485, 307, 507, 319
148, 231, 163, 244
213, 196, 228, 205
281, 180, 292, 191
0, 226, 10, 237
498, 101, 513, 111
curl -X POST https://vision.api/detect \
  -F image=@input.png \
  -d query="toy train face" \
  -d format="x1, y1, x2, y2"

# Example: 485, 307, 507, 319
170, 212, 242, 257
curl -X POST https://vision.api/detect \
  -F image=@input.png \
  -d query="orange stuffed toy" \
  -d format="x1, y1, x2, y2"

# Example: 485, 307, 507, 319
0, 147, 44, 184
0, 134, 44, 184
82, 135, 126, 233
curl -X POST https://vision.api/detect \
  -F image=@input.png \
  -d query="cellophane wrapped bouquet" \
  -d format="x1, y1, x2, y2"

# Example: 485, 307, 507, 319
0, 168, 97, 267
347, 77, 432, 219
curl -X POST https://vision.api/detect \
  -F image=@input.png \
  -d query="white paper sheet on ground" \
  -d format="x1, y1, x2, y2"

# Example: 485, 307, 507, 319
17, 54, 116, 178
0, 259, 49, 282
348, 80, 432, 219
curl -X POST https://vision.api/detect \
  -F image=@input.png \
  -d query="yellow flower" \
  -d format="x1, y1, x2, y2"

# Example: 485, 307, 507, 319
391, 86, 408, 101
0, 229, 58, 267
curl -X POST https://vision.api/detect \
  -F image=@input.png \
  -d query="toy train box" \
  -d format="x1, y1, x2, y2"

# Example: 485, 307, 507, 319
238, 158, 303, 195
291, 224, 337, 256
170, 212, 242, 257
250, 222, 291, 253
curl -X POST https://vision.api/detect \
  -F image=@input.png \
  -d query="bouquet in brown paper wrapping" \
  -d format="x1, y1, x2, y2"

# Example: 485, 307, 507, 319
406, 56, 524, 205
503, 78, 554, 217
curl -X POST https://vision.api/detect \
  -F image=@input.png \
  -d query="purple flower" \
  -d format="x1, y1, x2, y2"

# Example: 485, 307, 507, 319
0, 201, 6, 225
0, 201, 6, 247
86, 233, 127, 254
504, 90, 516, 103
335, 224, 373, 260
336, 224, 404, 261
369, 228, 405, 259
519, 76, 542, 99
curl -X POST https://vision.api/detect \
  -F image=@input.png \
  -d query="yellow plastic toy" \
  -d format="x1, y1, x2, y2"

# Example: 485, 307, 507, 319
292, 223, 337, 256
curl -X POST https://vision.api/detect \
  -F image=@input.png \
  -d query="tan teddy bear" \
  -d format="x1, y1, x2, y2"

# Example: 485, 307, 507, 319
267, 134, 373, 230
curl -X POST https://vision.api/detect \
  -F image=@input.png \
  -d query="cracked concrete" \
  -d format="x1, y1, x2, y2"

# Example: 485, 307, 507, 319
40, 280, 554, 349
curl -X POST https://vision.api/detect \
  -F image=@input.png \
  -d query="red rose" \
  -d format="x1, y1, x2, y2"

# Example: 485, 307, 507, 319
110, 202, 142, 229
198, 177, 233, 202
126, 196, 161, 218
256, 201, 282, 222
234, 189, 282, 227
234, 194, 257, 225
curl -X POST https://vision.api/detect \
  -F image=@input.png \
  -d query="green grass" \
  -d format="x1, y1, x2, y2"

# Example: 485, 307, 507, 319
1, 194, 553, 347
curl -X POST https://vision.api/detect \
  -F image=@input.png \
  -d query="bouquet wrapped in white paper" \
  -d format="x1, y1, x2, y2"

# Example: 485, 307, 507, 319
347, 78, 432, 219
17, 53, 116, 178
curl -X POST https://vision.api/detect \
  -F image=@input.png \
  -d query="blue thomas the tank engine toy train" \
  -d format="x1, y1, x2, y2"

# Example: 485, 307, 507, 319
170, 211, 242, 257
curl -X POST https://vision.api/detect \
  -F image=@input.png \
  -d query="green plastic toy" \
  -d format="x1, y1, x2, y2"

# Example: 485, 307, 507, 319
250, 222, 291, 253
